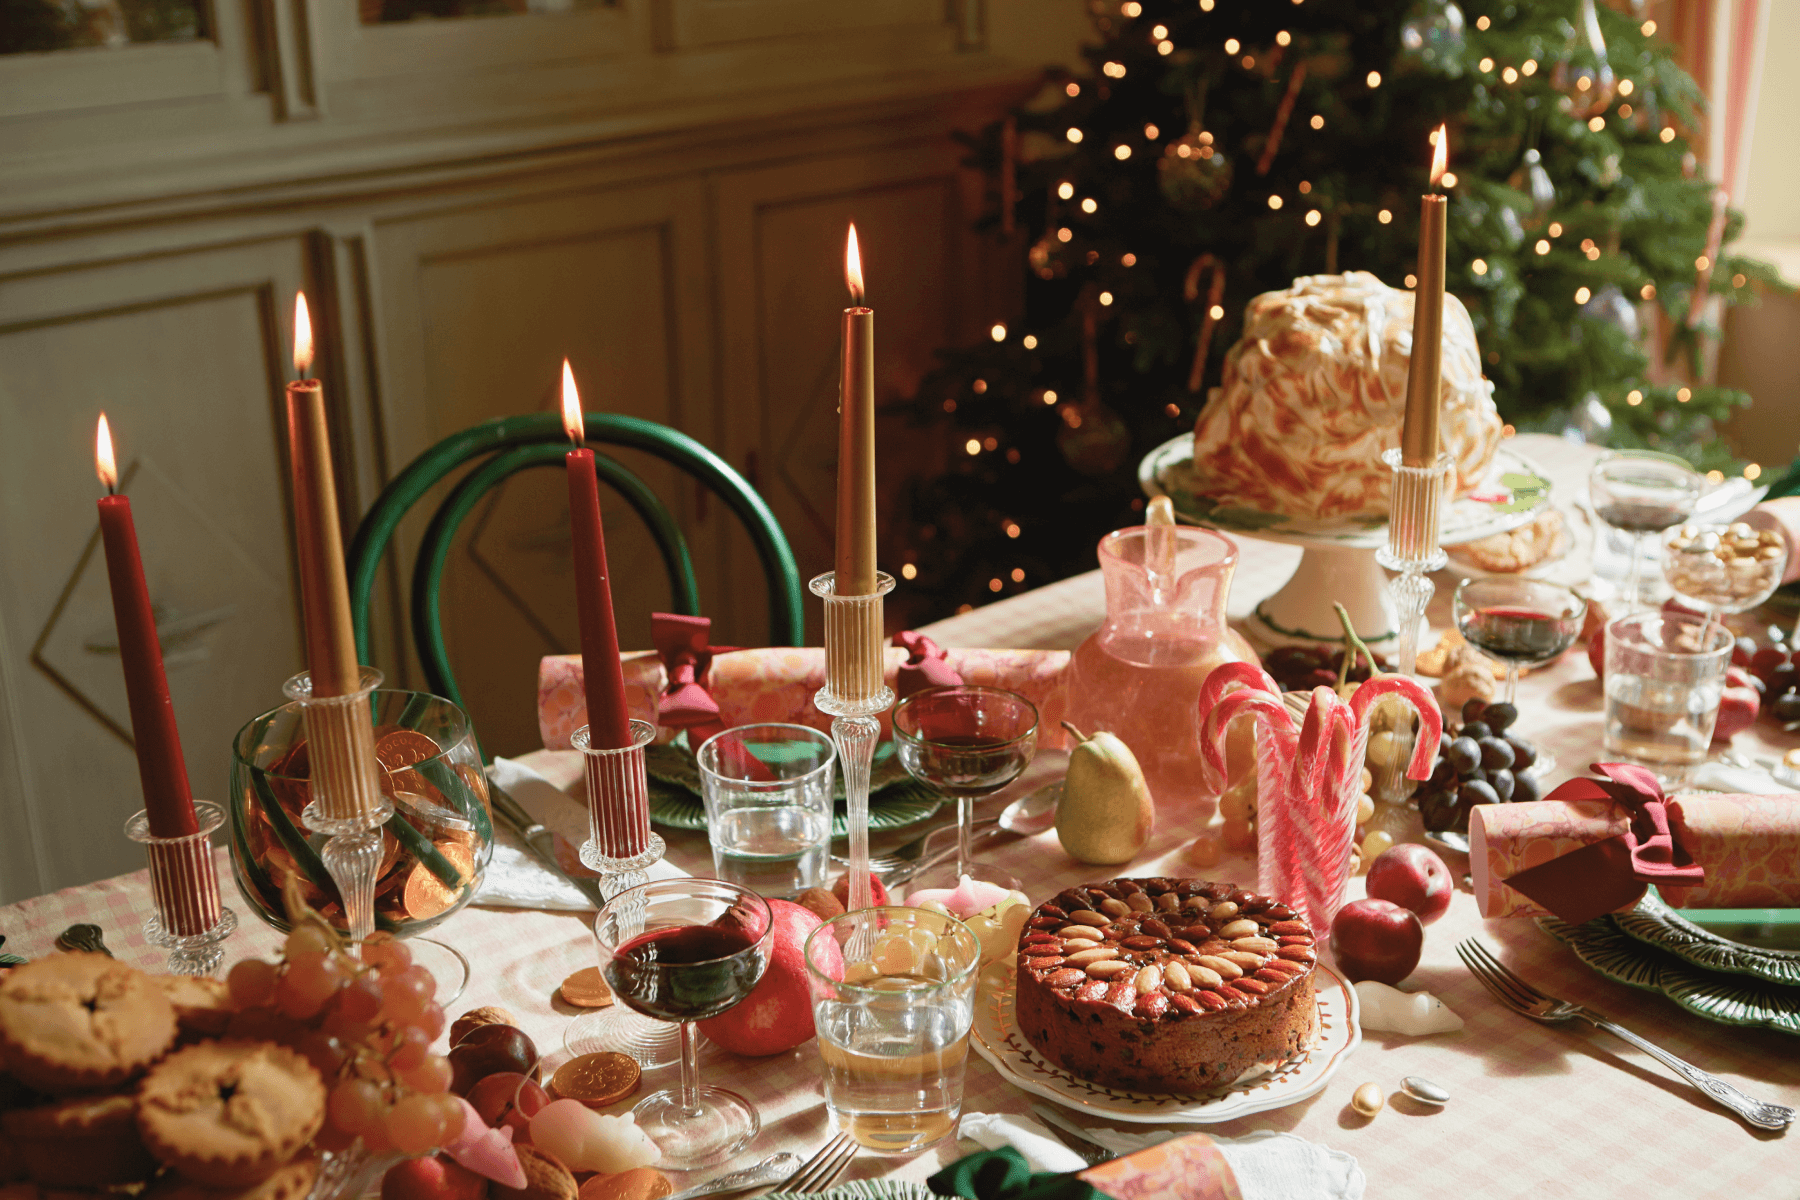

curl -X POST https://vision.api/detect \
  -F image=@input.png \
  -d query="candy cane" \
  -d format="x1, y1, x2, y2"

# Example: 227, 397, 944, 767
1198, 686, 1295, 794
1348, 674, 1442, 780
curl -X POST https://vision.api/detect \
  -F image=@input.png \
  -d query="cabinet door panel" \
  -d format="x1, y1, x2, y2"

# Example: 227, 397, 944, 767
368, 181, 715, 756
0, 240, 314, 900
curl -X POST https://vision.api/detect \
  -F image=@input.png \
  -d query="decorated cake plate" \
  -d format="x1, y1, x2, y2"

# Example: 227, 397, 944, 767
1140, 437, 1550, 647
971, 963, 1360, 1123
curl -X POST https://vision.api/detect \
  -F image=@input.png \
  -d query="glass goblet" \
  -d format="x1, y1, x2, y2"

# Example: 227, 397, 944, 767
1588, 450, 1702, 612
595, 879, 772, 1168
892, 686, 1038, 894
1663, 521, 1789, 630
1452, 577, 1586, 705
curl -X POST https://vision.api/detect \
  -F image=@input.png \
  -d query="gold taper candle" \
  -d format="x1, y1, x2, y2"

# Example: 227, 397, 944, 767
1400, 128, 1449, 468
835, 224, 878, 598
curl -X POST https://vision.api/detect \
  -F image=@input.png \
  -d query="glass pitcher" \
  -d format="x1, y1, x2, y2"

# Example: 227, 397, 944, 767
1063, 524, 1258, 815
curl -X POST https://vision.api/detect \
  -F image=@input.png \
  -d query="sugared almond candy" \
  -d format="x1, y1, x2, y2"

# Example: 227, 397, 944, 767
1351, 1082, 1384, 1118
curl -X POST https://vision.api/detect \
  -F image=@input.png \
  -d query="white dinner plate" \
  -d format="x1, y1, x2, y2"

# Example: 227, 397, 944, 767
970, 962, 1360, 1123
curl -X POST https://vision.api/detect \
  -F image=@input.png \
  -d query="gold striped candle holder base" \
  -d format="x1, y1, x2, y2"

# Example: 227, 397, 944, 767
286, 668, 395, 953
125, 801, 237, 976
811, 570, 897, 917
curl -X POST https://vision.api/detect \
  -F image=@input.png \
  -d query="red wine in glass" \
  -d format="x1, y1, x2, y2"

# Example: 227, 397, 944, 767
1459, 605, 1582, 668
605, 924, 766, 1023
900, 733, 1032, 798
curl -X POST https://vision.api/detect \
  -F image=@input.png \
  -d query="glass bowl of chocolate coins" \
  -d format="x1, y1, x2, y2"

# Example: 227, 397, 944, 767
228, 689, 493, 941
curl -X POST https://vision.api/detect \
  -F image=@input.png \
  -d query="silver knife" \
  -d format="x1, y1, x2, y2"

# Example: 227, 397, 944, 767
1028, 1104, 1117, 1165
485, 776, 608, 910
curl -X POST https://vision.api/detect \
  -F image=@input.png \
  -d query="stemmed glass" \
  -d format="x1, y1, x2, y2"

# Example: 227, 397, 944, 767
1662, 522, 1790, 643
1452, 577, 1586, 705
1588, 450, 1702, 612
594, 879, 772, 1167
892, 686, 1038, 894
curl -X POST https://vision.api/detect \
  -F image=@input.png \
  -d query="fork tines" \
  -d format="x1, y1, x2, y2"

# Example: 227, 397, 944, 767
768, 1131, 857, 1195
1456, 939, 1548, 1015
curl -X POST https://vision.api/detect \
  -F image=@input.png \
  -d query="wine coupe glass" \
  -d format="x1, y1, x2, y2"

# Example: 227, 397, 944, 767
892, 686, 1038, 894
1588, 450, 1702, 612
1662, 521, 1789, 627
594, 879, 772, 1167
1452, 577, 1586, 705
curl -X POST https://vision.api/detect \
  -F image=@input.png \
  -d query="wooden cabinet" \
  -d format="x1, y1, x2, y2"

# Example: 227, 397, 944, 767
0, 1, 1080, 900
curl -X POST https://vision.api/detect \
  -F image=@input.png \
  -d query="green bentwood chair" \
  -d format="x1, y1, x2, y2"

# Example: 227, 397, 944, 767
347, 412, 803, 718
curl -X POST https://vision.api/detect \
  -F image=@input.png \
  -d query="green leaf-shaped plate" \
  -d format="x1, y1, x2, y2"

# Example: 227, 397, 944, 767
1539, 914, 1800, 1037
642, 740, 941, 835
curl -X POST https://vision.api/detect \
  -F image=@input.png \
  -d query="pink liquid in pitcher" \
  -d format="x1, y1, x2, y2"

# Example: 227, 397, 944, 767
1063, 525, 1256, 816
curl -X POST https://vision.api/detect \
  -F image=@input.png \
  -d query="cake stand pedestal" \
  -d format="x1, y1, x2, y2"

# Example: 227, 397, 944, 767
1139, 435, 1551, 648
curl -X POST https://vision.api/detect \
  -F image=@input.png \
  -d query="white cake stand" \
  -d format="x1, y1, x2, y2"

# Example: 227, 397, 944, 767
1139, 436, 1551, 647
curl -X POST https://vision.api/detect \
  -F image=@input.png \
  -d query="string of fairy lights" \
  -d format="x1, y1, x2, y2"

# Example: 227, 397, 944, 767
904, 2, 1763, 603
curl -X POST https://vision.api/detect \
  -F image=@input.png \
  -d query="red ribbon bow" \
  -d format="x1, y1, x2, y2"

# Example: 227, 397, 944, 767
651, 613, 733, 742
1503, 762, 1706, 926
893, 631, 963, 702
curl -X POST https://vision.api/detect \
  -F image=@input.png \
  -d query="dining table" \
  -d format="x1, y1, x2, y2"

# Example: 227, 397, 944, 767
3, 434, 1797, 1199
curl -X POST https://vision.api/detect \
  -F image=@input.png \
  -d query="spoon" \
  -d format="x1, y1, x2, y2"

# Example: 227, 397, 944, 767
888, 782, 1060, 886
664, 1151, 802, 1200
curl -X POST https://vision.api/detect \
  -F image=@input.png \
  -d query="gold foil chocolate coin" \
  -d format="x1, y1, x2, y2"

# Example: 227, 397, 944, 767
551, 1051, 641, 1108
558, 966, 614, 1008
401, 841, 474, 920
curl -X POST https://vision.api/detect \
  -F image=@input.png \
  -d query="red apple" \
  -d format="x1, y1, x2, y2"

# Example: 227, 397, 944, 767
382, 1154, 490, 1200
1364, 844, 1454, 926
1710, 667, 1760, 745
464, 1072, 548, 1140
830, 872, 890, 909
1330, 898, 1424, 985
697, 898, 843, 1056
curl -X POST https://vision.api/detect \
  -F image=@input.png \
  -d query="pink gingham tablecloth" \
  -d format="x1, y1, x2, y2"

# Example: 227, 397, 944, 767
4, 435, 1797, 1197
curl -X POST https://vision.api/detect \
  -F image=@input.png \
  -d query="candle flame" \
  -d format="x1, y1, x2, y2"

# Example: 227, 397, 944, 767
845, 223, 864, 304
293, 291, 314, 377
560, 358, 584, 444
95, 413, 117, 492
1429, 126, 1448, 186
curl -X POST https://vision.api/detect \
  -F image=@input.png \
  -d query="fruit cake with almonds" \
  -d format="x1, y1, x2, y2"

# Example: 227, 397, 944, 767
1013, 877, 1318, 1094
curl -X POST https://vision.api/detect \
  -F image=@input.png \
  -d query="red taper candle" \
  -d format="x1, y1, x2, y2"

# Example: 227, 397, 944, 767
94, 414, 199, 838
561, 360, 633, 752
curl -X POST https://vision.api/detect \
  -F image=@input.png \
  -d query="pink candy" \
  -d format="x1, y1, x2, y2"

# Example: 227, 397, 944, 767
1199, 668, 1440, 933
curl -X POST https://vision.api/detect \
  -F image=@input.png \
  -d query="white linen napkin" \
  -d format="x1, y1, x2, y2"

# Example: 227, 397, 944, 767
474, 757, 687, 911
960, 1112, 1365, 1200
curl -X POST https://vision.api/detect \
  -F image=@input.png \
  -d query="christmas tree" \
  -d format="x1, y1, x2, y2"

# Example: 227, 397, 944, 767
898, 0, 1782, 616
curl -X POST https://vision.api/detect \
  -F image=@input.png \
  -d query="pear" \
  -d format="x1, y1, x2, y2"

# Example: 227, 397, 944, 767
1056, 722, 1154, 865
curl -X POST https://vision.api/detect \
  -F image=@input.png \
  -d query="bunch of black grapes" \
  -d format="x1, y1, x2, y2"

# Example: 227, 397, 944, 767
1415, 699, 1544, 835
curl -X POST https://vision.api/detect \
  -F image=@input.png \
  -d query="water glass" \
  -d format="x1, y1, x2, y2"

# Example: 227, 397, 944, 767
803, 907, 980, 1156
696, 723, 836, 897
1603, 612, 1735, 777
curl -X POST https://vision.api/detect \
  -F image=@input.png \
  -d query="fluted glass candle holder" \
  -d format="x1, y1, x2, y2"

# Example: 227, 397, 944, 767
566, 717, 676, 1068
1375, 449, 1452, 677
573, 719, 665, 897
124, 801, 236, 975
811, 570, 896, 916
286, 668, 394, 951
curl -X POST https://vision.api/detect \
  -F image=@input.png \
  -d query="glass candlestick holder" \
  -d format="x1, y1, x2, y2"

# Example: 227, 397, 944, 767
124, 801, 237, 975
286, 667, 394, 952
1376, 449, 1452, 677
811, 570, 896, 916
566, 718, 677, 1068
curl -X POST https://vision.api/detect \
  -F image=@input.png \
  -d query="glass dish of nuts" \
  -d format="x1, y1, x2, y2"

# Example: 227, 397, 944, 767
1663, 522, 1789, 616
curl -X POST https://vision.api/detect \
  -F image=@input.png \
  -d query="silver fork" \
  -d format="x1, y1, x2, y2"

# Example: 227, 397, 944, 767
765, 1132, 857, 1194
1457, 939, 1795, 1130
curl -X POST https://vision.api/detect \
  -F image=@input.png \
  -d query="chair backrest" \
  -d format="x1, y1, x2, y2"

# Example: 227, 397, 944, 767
347, 412, 803, 716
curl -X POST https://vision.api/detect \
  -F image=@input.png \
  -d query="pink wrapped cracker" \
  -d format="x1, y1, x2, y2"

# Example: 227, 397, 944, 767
1077, 1132, 1242, 1200
1471, 791, 1800, 917
538, 646, 1070, 751
1661, 794, 1800, 909
1469, 798, 1636, 919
